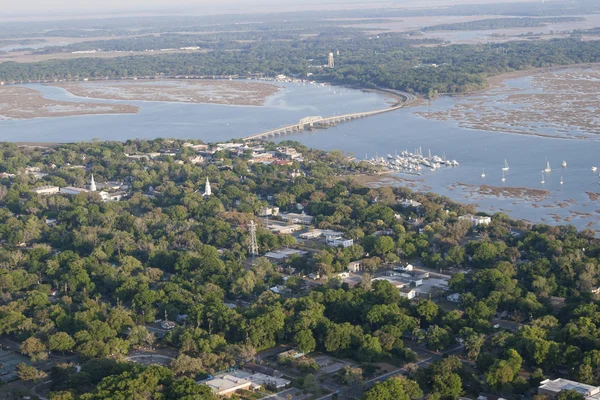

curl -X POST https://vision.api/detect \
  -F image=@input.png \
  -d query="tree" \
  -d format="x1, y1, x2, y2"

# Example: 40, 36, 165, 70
21, 337, 48, 362
557, 390, 585, 400
363, 377, 423, 400
373, 236, 395, 257
415, 300, 439, 323
303, 373, 319, 394
16, 362, 48, 381
295, 329, 316, 354
49, 332, 75, 354
171, 354, 205, 377
424, 326, 454, 352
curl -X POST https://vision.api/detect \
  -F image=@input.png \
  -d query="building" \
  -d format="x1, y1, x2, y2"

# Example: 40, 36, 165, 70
400, 199, 422, 208
264, 249, 307, 264
299, 230, 323, 239
591, 287, 600, 295
258, 207, 279, 217
243, 363, 283, 378
278, 147, 303, 160
89, 175, 97, 192
347, 261, 362, 273
538, 378, 600, 399
459, 214, 492, 226
328, 52, 335, 68
269, 224, 302, 235
205, 375, 254, 397
394, 264, 414, 272
279, 213, 314, 225
60, 187, 89, 196
328, 237, 354, 248
337, 272, 350, 279
447, 293, 461, 303
31, 186, 60, 195
100, 191, 127, 202
399, 287, 417, 299
203, 177, 212, 197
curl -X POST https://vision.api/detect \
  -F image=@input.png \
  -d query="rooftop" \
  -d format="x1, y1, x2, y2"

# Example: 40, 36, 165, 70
539, 378, 600, 398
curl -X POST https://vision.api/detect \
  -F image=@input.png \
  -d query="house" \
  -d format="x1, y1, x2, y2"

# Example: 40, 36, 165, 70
204, 375, 253, 397
399, 287, 417, 299
400, 199, 422, 208
300, 230, 323, 239
258, 207, 280, 217
243, 363, 283, 378
31, 186, 60, 195
372, 276, 406, 289
337, 272, 350, 279
328, 238, 354, 248
394, 264, 414, 272
447, 293, 461, 303
278, 349, 305, 359
400, 277, 423, 287
591, 287, 600, 295
459, 214, 492, 226
279, 213, 314, 225
347, 261, 362, 273
308, 272, 321, 280
538, 378, 600, 399
270, 285, 290, 295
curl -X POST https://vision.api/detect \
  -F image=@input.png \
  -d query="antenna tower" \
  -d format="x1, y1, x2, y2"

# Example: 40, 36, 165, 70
249, 220, 259, 257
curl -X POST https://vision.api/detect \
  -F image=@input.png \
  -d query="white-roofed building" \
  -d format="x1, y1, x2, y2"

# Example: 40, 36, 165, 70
538, 378, 600, 400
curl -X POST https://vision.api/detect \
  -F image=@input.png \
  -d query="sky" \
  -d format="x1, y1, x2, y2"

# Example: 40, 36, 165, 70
0, 0, 529, 18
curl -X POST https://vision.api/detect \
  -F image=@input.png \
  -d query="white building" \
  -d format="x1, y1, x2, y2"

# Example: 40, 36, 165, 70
459, 214, 492, 226
400, 199, 422, 208
89, 175, 97, 192
399, 287, 417, 300
60, 187, 89, 196
328, 237, 354, 248
205, 375, 254, 397
258, 207, 280, 217
279, 213, 314, 225
447, 293, 461, 303
268, 224, 302, 235
31, 186, 60, 195
538, 378, 600, 400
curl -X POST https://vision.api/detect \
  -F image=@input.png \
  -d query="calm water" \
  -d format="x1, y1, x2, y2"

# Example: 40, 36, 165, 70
0, 82, 389, 142
1, 79, 599, 230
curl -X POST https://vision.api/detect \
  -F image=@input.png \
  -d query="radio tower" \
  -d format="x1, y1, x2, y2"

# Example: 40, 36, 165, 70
249, 220, 259, 257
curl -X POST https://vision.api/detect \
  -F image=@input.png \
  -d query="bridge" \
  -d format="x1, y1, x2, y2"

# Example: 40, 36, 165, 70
242, 91, 416, 141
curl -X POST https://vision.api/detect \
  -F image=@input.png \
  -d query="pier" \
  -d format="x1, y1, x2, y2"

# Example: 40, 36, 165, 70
242, 91, 417, 141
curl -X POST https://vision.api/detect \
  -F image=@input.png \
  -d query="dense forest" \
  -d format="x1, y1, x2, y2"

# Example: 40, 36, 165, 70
3, 36, 600, 95
422, 17, 585, 32
0, 139, 599, 399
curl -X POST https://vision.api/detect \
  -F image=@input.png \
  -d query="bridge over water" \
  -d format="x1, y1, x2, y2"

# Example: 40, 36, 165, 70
242, 91, 416, 141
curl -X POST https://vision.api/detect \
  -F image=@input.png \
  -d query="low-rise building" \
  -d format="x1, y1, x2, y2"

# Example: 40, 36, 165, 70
538, 378, 600, 399
258, 207, 280, 217
60, 187, 89, 196
328, 238, 354, 248
268, 224, 302, 235
459, 214, 492, 226
31, 186, 60, 195
447, 293, 461, 303
400, 199, 422, 208
264, 249, 307, 263
205, 375, 253, 397
279, 212, 314, 225
399, 287, 417, 299
347, 261, 362, 273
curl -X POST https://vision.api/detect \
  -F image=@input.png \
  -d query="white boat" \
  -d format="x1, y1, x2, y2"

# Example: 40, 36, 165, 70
562, 160, 567, 168
560, 176, 564, 185
502, 159, 509, 171
544, 161, 551, 173
481, 169, 486, 178
541, 174, 545, 184
593, 166, 598, 173
501, 170, 506, 182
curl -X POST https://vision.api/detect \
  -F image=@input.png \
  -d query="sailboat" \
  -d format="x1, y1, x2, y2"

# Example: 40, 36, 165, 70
544, 161, 551, 173
501, 170, 506, 182
560, 176, 564, 185
481, 169, 486, 178
562, 160, 567, 168
541, 174, 545, 184
502, 159, 509, 171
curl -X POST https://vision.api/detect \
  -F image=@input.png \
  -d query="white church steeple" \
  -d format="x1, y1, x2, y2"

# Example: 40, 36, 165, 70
203, 177, 211, 197
90, 174, 97, 192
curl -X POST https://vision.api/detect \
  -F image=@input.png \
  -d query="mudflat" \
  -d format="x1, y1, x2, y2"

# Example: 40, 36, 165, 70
416, 66, 600, 139
49, 80, 281, 106
0, 86, 138, 120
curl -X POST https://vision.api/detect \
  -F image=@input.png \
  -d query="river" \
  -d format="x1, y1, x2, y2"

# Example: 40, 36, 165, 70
0, 79, 599, 231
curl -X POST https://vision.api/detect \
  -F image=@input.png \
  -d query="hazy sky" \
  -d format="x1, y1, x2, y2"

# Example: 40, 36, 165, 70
1, 0, 531, 17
